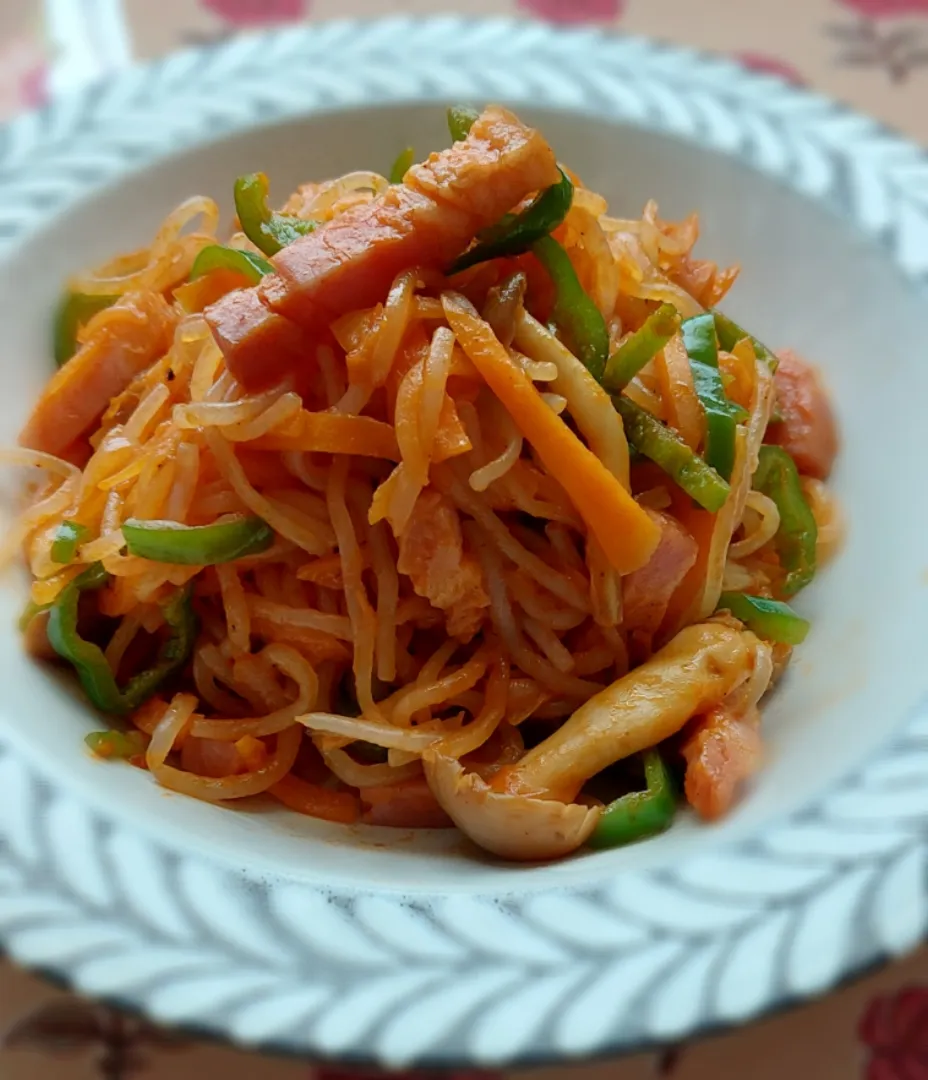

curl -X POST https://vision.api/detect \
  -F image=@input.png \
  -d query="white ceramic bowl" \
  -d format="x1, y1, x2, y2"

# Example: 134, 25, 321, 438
0, 16, 925, 1070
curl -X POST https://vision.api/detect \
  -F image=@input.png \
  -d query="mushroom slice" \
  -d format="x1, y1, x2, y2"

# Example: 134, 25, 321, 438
423, 753, 600, 862
495, 621, 760, 803
425, 621, 765, 861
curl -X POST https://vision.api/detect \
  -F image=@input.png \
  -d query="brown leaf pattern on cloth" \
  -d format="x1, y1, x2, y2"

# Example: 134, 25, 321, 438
3, 1000, 185, 1080
828, 0, 928, 82
655, 1046, 686, 1075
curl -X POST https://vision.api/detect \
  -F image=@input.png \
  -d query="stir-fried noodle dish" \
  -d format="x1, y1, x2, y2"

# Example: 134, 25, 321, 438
13, 107, 840, 860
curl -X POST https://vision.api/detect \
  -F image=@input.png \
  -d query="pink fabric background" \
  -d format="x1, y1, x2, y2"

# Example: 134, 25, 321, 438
0, 2, 926, 1078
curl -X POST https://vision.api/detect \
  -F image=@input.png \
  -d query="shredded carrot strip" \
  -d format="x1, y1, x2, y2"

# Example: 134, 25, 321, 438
296, 552, 346, 588
432, 396, 473, 462
270, 773, 361, 824
721, 339, 757, 411
249, 617, 352, 664
656, 335, 703, 450
235, 735, 268, 772
174, 270, 252, 314
250, 410, 399, 458
442, 294, 660, 575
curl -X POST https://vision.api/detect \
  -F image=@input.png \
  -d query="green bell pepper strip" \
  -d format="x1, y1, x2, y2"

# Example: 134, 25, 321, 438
53, 292, 117, 368
752, 445, 818, 596
18, 599, 49, 632
447, 104, 479, 142
613, 396, 731, 513
533, 235, 610, 383
85, 729, 148, 760
119, 586, 198, 712
449, 169, 575, 274
713, 310, 778, 372
122, 516, 274, 566
233, 173, 317, 257
682, 313, 748, 483
602, 303, 681, 391
717, 592, 810, 645
587, 750, 677, 850
50, 521, 89, 565
47, 565, 197, 716
189, 245, 274, 285
389, 146, 415, 184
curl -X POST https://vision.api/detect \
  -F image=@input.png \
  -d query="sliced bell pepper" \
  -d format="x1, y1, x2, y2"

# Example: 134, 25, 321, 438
587, 750, 676, 850
532, 235, 610, 383
122, 516, 274, 566
389, 146, 415, 184
752, 445, 818, 596
53, 292, 118, 368
233, 173, 317, 257
613, 396, 731, 513
19, 599, 49, 632
50, 520, 89, 565
189, 244, 274, 284
447, 104, 479, 142
450, 169, 574, 274
85, 728, 148, 760
682, 313, 747, 482
46, 565, 197, 715
713, 310, 778, 372
602, 303, 681, 391
718, 591, 810, 645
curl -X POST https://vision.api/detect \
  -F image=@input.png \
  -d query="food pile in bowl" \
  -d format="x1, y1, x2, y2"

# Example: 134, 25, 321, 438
11, 105, 839, 861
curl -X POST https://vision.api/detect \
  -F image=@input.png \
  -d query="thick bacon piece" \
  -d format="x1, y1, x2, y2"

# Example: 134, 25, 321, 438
766, 349, 839, 480
20, 292, 176, 456
681, 704, 763, 821
205, 106, 559, 390
623, 510, 698, 643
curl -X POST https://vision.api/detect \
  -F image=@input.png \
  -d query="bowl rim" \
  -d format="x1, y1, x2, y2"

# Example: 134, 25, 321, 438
0, 14, 926, 1070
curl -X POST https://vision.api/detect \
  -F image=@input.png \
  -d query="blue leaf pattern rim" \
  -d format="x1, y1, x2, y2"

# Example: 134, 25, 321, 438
0, 16, 925, 1069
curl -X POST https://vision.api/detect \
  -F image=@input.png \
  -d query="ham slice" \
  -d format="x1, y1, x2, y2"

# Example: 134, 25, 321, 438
205, 106, 560, 390
681, 704, 763, 821
623, 509, 698, 644
397, 489, 490, 640
20, 291, 176, 456
765, 349, 839, 480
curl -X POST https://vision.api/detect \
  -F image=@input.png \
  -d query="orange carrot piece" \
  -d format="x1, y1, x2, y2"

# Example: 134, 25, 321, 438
249, 410, 399, 458
235, 735, 269, 772
174, 269, 252, 314
295, 552, 347, 589
431, 396, 473, 462
250, 617, 351, 665
719, 343, 755, 412
442, 294, 660, 575
655, 335, 704, 450
270, 773, 361, 824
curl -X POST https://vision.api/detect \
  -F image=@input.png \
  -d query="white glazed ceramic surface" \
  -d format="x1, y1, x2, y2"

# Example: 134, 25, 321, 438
0, 16, 925, 1069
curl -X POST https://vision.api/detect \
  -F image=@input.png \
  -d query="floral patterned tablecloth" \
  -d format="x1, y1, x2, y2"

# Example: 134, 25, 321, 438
0, 1, 926, 1078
